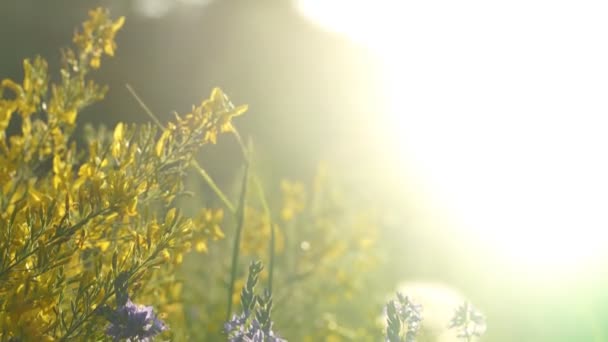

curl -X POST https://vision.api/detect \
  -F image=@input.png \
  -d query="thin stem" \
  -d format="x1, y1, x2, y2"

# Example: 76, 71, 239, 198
125, 84, 162, 128
125, 83, 236, 214
226, 152, 250, 321
232, 129, 248, 161
232, 131, 276, 293
253, 177, 275, 294
191, 163, 235, 214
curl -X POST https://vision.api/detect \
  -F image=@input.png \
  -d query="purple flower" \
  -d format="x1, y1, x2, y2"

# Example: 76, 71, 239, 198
449, 302, 486, 340
224, 313, 247, 335
224, 315, 286, 342
105, 298, 168, 342
385, 293, 423, 342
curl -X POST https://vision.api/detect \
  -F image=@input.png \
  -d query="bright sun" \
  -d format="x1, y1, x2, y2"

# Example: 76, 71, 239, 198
297, 0, 608, 273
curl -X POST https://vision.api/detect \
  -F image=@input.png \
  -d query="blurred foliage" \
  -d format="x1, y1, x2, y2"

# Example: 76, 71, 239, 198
0, 7, 390, 341
181, 162, 387, 340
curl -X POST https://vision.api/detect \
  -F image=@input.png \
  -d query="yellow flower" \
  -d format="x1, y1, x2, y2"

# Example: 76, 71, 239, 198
112, 122, 125, 158
0, 100, 17, 133
161, 249, 171, 262
73, 7, 125, 69
280, 179, 306, 221
240, 207, 284, 256
174, 252, 184, 265
0, 80, 20, 132
20, 57, 48, 117
155, 129, 172, 157
192, 208, 225, 253
202, 88, 248, 132
200, 87, 247, 144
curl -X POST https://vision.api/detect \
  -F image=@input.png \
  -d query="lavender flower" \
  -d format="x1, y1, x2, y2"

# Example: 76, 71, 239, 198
224, 261, 286, 342
385, 293, 423, 342
449, 301, 486, 341
224, 313, 247, 336
397, 293, 423, 340
105, 298, 168, 342
224, 315, 285, 342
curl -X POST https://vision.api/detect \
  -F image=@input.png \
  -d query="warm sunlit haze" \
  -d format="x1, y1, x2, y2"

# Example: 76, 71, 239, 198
298, 0, 608, 276
3, 1, 608, 340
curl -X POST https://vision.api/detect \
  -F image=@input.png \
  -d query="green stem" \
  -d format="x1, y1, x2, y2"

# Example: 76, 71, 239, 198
191, 163, 235, 214
125, 83, 236, 214
254, 177, 275, 294
268, 215, 276, 295
232, 129, 247, 160
226, 153, 250, 321
125, 84, 162, 128
232, 131, 276, 294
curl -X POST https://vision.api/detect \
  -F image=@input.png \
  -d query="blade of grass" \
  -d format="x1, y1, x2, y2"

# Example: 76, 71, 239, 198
253, 169, 275, 294
191, 163, 235, 214
125, 83, 235, 214
232, 133, 276, 294
225, 142, 250, 320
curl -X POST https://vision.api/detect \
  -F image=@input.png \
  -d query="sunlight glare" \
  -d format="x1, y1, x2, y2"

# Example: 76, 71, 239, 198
297, 0, 608, 273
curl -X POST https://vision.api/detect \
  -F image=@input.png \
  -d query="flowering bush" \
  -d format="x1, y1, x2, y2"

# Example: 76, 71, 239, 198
0, 8, 486, 342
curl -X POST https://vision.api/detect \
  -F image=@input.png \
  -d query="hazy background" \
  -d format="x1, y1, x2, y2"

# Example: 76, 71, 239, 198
2, 0, 608, 340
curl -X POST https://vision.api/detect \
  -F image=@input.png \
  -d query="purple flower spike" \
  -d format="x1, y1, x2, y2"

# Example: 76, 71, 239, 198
224, 315, 286, 342
106, 298, 168, 342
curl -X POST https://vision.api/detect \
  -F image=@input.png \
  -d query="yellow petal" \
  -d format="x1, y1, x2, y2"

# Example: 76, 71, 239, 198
28, 188, 42, 203
230, 104, 248, 117
104, 41, 115, 56
126, 197, 138, 216
112, 16, 126, 32
214, 209, 224, 221
161, 249, 171, 262
174, 253, 183, 265
63, 109, 77, 125
195, 240, 208, 253
219, 122, 234, 133
112, 123, 124, 158
52, 154, 62, 174
90, 57, 101, 69
155, 130, 170, 157
97, 240, 111, 251
113, 122, 124, 141
213, 226, 225, 240
210, 87, 224, 103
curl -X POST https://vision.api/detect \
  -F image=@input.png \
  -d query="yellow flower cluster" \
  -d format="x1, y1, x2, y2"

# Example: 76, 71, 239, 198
199, 87, 248, 144
0, 8, 245, 340
0, 11, 127, 339
73, 7, 125, 69
192, 207, 225, 253
155, 87, 248, 152
241, 206, 284, 256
